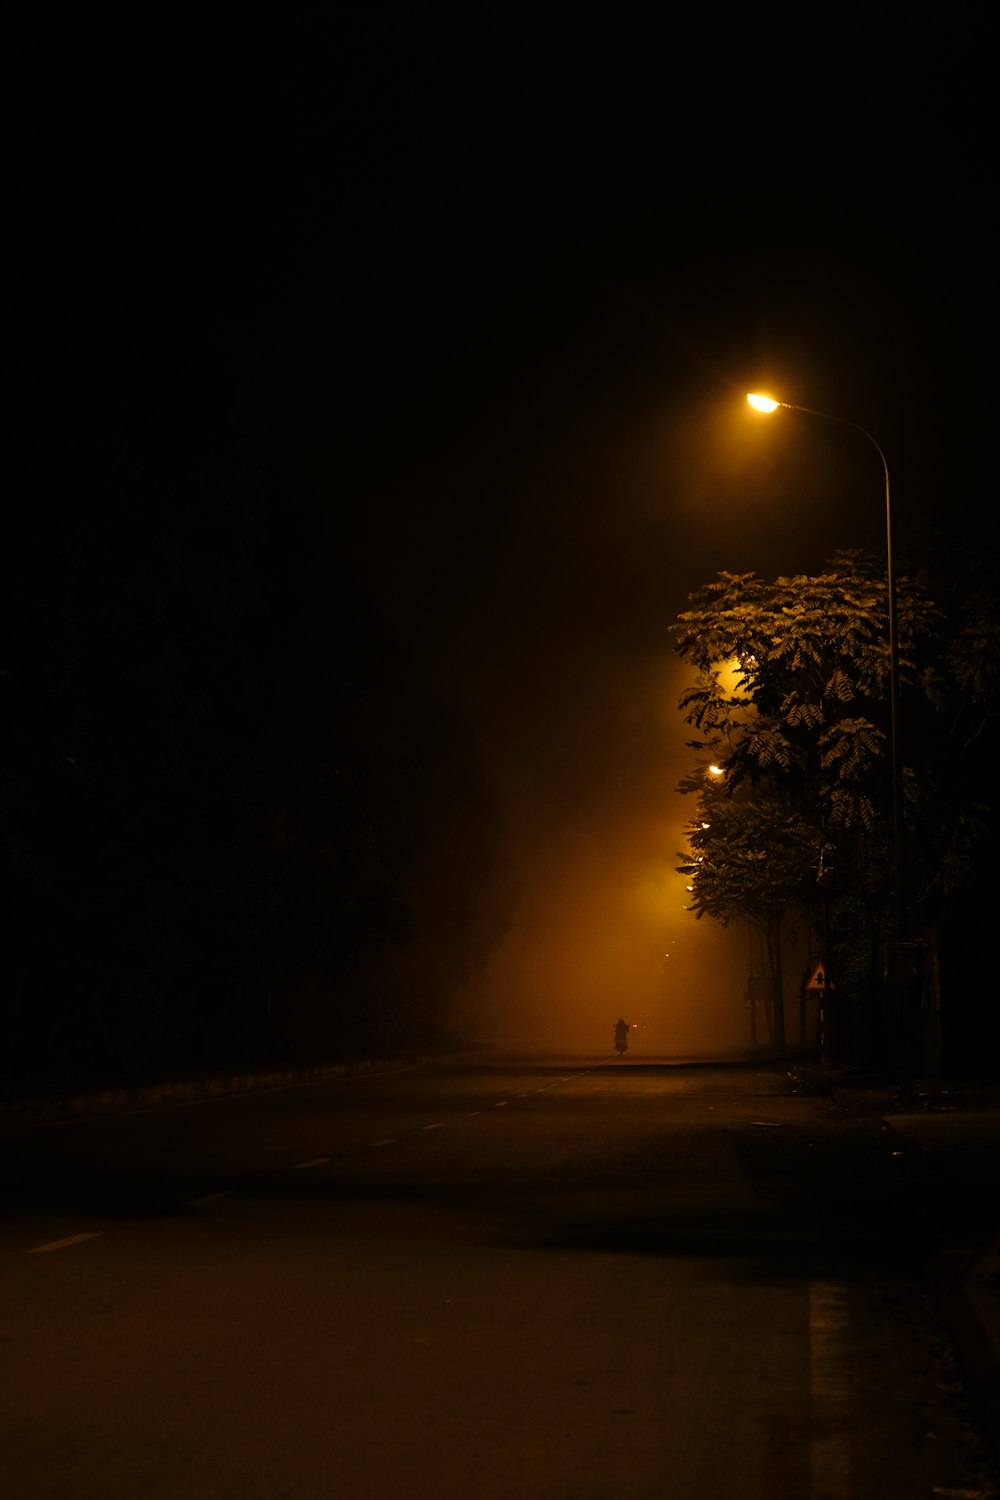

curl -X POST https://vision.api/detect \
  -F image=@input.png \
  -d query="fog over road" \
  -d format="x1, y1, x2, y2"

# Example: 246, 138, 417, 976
1, 1055, 993, 1499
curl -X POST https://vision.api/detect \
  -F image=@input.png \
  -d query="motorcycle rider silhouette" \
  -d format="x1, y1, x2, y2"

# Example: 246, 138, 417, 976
613, 1018, 629, 1056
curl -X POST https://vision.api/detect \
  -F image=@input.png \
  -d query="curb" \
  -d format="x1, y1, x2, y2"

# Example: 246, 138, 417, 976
933, 1235, 1000, 1464
0, 1056, 420, 1127
880, 1111, 1000, 1467
790, 1062, 1000, 1459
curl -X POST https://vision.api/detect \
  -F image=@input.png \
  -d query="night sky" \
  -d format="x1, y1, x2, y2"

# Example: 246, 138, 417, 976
5, 12, 994, 1052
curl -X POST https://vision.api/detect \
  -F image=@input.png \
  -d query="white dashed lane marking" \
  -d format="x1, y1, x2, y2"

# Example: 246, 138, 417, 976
25, 1232, 102, 1255
14, 1077, 576, 1255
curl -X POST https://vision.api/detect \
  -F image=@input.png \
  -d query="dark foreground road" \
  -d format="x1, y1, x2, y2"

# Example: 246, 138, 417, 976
1, 1054, 996, 1499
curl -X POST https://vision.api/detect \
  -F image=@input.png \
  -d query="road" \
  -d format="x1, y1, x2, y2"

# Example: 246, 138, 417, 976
0, 1052, 995, 1499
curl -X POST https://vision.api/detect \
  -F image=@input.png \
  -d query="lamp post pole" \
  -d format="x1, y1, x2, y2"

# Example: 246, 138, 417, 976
747, 395, 908, 1070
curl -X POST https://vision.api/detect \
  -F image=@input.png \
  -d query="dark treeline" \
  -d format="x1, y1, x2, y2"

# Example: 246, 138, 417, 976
4, 424, 518, 1094
3, 134, 519, 1096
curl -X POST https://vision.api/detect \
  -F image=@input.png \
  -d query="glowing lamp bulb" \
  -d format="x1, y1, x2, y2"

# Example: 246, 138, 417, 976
747, 393, 780, 412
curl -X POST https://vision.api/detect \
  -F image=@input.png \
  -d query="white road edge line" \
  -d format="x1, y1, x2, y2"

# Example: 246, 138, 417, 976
421, 1123, 444, 1131
370, 1138, 395, 1147
293, 1157, 330, 1170
26, 1232, 102, 1255
809, 1280, 855, 1497
189, 1190, 235, 1205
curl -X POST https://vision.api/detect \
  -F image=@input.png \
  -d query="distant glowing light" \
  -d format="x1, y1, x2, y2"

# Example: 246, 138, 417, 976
708, 764, 724, 777
747, 393, 780, 412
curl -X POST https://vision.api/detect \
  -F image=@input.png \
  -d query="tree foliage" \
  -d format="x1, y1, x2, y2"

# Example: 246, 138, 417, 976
673, 548, 999, 1056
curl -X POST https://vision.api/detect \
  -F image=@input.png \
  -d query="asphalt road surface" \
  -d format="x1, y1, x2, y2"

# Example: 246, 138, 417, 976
1, 1053, 996, 1499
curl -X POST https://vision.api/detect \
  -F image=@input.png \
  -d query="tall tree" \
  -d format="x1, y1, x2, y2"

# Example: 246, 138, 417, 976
677, 774, 817, 1050
673, 550, 998, 1064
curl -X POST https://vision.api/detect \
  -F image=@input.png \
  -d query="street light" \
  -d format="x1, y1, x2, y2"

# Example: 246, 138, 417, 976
746, 392, 902, 932
747, 393, 911, 1074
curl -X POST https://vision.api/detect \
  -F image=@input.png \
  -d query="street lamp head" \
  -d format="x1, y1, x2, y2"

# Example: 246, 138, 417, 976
747, 393, 781, 413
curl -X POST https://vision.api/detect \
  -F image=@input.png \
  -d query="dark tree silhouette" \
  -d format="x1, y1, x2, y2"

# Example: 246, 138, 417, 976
674, 549, 999, 1068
